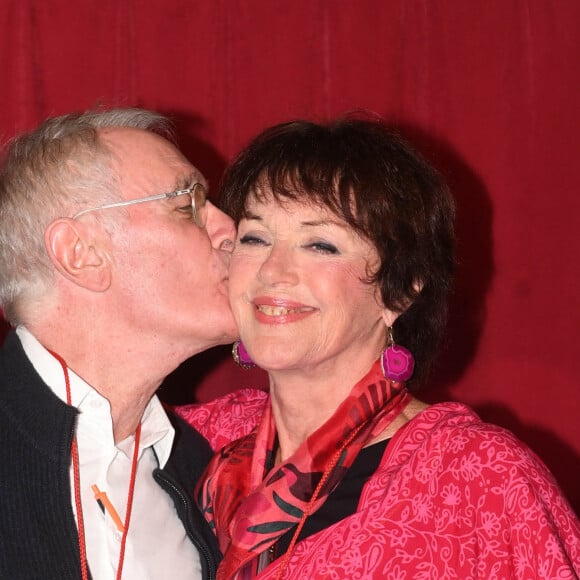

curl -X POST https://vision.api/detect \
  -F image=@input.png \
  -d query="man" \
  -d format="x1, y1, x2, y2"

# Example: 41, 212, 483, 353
0, 109, 237, 579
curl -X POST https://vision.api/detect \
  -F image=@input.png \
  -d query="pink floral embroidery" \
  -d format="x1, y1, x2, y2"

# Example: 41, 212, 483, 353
441, 483, 462, 506
175, 388, 267, 450
178, 394, 580, 579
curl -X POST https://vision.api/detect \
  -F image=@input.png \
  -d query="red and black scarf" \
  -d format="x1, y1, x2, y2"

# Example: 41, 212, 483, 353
197, 359, 411, 579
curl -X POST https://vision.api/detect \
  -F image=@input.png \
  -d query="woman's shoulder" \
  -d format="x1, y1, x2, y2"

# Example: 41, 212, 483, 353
175, 388, 269, 451
371, 401, 580, 568
392, 401, 540, 464
387, 401, 572, 507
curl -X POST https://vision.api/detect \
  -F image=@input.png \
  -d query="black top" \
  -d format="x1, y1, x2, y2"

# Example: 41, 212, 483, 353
274, 438, 389, 558
0, 330, 221, 580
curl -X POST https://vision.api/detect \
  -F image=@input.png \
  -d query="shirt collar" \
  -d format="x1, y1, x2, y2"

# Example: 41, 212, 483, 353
15, 325, 175, 467
16, 325, 92, 407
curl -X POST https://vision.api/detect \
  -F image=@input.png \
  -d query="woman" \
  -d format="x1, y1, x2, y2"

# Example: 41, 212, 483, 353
178, 117, 580, 579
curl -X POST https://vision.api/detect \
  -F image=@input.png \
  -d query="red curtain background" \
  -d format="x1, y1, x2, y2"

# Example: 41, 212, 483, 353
1, 1, 579, 513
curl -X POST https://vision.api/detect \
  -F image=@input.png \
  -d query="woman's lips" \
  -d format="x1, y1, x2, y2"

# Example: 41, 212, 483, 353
252, 297, 316, 324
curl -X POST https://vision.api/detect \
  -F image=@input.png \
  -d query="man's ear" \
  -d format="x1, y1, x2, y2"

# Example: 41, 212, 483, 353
44, 218, 112, 291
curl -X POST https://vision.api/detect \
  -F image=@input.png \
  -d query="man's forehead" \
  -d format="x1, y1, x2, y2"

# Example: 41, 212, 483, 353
98, 126, 173, 153
99, 126, 205, 188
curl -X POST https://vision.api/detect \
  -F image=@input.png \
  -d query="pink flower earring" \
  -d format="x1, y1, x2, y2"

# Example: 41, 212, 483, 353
232, 341, 255, 369
381, 327, 414, 382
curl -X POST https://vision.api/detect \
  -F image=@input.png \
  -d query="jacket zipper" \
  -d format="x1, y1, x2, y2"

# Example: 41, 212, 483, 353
154, 471, 216, 580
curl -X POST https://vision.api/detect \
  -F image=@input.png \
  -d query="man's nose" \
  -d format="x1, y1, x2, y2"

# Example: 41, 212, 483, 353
206, 202, 236, 252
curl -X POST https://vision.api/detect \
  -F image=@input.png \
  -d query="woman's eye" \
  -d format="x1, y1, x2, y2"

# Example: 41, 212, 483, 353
239, 234, 268, 246
307, 241, 339, 254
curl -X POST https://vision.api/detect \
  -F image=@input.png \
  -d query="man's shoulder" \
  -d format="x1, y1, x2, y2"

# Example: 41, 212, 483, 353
0, 330, 23, 383
167, 411, 214, 452
159, 410, 215, 486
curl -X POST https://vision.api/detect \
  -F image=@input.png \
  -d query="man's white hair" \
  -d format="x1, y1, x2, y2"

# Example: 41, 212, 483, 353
0, 108, 173, 325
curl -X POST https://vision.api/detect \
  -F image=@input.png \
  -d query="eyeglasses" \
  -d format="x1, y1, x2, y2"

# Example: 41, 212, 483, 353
72, 182, 208, 228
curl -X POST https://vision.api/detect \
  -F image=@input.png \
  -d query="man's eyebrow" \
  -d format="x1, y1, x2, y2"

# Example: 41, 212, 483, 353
174, 173, 200, 190
243, 211, 262, 220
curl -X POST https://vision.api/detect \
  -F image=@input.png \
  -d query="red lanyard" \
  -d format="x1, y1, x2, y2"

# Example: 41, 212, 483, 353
50, 350, 141, 580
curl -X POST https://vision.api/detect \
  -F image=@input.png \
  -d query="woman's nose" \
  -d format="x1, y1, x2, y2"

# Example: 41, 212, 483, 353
258, 244, 298, 286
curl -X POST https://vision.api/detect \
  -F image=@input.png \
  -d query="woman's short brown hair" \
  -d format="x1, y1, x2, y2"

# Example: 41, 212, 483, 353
219, 116, 456, 386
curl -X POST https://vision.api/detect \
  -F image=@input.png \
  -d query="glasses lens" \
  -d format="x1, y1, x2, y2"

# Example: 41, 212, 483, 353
192, 183, 208, 227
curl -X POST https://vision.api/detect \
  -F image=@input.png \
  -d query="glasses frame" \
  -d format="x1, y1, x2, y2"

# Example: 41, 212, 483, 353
72, 182, 208, 228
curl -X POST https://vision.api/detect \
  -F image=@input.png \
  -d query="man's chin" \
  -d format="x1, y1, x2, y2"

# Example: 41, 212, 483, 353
195, 326, 239, 353
220, 326, 240, 347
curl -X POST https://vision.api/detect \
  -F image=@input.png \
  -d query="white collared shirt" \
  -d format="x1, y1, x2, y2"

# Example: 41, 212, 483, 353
17, 327, 202, 580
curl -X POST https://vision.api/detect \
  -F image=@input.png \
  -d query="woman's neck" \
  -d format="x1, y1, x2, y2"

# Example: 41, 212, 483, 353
268, 357, 377, 461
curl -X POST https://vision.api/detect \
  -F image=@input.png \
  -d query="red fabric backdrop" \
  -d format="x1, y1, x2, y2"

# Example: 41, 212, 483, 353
1, 1, 579, 512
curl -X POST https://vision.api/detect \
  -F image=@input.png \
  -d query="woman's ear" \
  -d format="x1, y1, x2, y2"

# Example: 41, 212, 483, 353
381, 279, 423, 327
44, 218, 112, 291
413, 278, 424, 295
382, 309, 400, 328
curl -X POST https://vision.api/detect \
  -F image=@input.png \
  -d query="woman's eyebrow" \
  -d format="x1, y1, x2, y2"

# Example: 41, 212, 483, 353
241, 214, 348, 229
300, 219, 348, 229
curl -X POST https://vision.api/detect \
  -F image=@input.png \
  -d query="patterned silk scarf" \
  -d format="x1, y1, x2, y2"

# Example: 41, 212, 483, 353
197, 359, 411, 579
